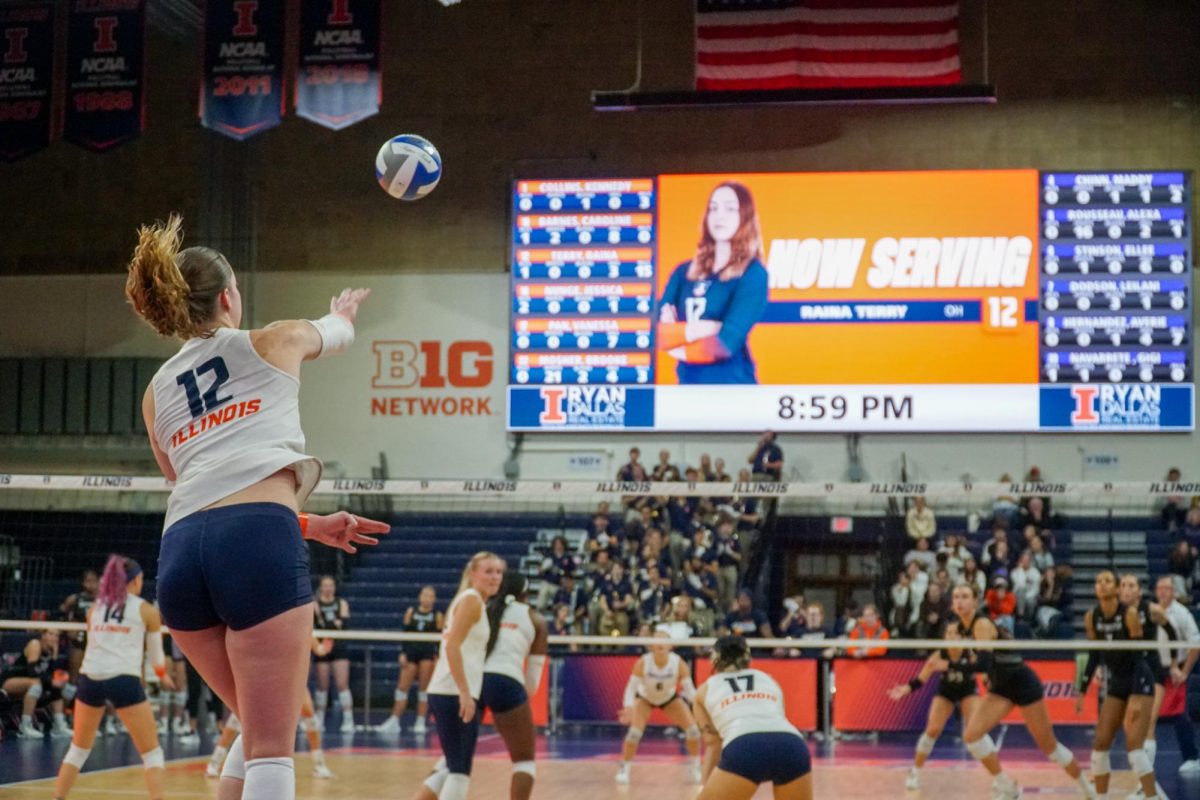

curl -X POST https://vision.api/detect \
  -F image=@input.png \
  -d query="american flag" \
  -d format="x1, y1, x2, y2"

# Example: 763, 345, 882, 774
695, 0, 962, 91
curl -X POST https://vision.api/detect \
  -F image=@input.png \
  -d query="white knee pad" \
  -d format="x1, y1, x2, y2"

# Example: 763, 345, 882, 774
1090, 749, 1111, 775
417, 691, 428, 703
1049, 742, 1074, 769
64, 744, 91, 768
1144, 738, 1157, 762
222, 735, 246, 781
141, 747, 165, 769
301, 716, 319, 733
423, 767, 450, 794
1128, 748, 1152, 777
226, 714, 241, 733
916, 733, 936, 756
441, 773, 470, 800
314, 690, 328, 708
173, 690, 188, 707
61, 683, 77, 701
513, 760, 536, 778
242, 757, 294, 800
394, 689, 407, 702
27, 682, 43, 700
625, 727, 644, 744
338, 689, 353, 707
685, 724, 701, 742
966, 735, 996, 761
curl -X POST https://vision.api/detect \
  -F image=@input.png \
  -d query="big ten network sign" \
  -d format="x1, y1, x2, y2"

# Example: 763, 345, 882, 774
370, 340, 495, 417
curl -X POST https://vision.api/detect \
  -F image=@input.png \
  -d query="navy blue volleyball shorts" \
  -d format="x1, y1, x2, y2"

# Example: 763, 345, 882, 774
77, 674, 146, 709
428, 693, 482, 774
481, 673, 528, 714
718, 732, 811, 785
158, 502, 312, 632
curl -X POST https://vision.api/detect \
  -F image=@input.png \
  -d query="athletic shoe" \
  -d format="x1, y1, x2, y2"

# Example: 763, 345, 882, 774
178, 730, 200, 746
171, 718, 189, 736
104, 717, 119, 737
339, 715, 355, 734
991, 774, 1021, 800
157, 718, 168, 736
17, 722, 42, 739
1180, 759, 1200, 774
412, 717, 427, 735
905, 767, 920, 791
615, 763, 631, 785
313, 763, 336, 779
50, 721, 72, 739
375, 716, 400, 734
205, 761, 221, 779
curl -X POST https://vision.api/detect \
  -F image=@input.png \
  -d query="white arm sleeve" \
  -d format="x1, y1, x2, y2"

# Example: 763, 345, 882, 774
525, 655, 547, 695
146, 631, 165, 671
623, 675, 642, 708
308, 313, 355, 358
681, 677, 697, 704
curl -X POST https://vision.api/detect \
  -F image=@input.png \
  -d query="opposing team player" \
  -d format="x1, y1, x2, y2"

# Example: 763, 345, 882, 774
312, 575, 354, 733
888, 621, 982, 791
52, 556, 172, 800
412, 552, 505, 800
657, 181, 769, 384
692, 635, 812, 800
127, 214, 388, 800
616, 628, 703, 785
0, 629, 71, 739
480, 572, 549, 800
1118, 573, 1173, 796
378, 585, 443, 735
952, 583, 1095, 799
1077, 571, 1158, 799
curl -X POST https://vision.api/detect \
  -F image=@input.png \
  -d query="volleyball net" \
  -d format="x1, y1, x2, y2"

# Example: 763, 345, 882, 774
0, 475, 1197, 736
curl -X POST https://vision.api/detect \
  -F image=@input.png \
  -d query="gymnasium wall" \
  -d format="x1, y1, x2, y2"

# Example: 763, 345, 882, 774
0, 0, 1198, 480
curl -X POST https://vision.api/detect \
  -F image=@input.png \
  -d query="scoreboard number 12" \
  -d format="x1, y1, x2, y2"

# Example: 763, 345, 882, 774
985, 296, 1019, 331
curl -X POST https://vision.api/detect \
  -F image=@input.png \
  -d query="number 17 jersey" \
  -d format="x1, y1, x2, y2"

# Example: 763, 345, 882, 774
701, 668, 800, 744
151, 327, 321, 530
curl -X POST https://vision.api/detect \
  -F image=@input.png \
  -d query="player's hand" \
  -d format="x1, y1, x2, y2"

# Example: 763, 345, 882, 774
306, 511, 390, 553
618, 706, 633, 725
330, 288, 371, 324
458, 692, 476, 722
887, 684, 911, 701
929, 655, 950, 672
1170, 666, 1186, 686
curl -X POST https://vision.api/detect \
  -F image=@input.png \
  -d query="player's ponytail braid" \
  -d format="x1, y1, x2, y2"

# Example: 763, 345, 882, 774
485, 571, 528, 657
125, 214, 232, 339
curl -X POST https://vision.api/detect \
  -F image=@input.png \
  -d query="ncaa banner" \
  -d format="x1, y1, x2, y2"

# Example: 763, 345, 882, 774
64, 0, 146, 152
0, 2, 55, 162
201, 0, 286, 140
295, 0, 380, 130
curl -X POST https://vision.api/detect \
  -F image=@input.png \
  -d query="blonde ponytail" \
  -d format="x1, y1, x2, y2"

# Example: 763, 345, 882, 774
125, 214, 233, 339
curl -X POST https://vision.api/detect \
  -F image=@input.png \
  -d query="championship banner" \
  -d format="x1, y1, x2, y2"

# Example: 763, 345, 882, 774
833, 659, 1099, 732
64, 0, 145, 152
695, 657, 817, 731
200, 0, 286, 140
295, 0, 380, 130
0, 2, 55, 162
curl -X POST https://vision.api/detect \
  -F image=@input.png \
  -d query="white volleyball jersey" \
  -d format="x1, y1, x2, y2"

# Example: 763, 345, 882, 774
151, 327, 321, 530
484, 601, 535, 684
638, 652, 683, 706
429, 589, 490, 699
701, 668, 800, 745
81, 594, 147, 680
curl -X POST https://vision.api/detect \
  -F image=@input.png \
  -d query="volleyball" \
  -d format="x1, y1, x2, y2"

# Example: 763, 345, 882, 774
374, 134, 442, 200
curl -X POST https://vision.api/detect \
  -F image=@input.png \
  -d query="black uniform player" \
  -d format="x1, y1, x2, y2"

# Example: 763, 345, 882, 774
1078, 571, 1159, 798
60, 569, 99, 680
312, 575, 354, 732
950, 583, 1093, 800
1119, 573, 1174, 791
0, 629, 71, 738
888, 621, 981, 791
378, 585, 443, 735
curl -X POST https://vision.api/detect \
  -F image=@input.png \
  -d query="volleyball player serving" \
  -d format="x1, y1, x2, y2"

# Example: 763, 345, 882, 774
52, 556, 171, 800
127, 214, 389, 800
692, 635, 812, 800
616, 628, 703, 785
888, 620, 981, 791
412, 551, 505, 800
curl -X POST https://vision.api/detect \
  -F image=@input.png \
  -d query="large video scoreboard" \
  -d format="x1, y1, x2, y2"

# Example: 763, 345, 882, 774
508, 170, 1192, 432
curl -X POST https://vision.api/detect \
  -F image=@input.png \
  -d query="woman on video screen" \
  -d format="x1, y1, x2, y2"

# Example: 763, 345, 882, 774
658, 181, 769, 384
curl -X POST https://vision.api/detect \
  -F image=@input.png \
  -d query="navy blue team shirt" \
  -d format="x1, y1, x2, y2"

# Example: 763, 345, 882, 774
659, 257, 769, 384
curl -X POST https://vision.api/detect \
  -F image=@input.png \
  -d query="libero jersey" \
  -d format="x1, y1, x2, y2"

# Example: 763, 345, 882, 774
637, 652, 683, 705
151, 327, 321, 529
484, 600, 536, 684
701, 668, 800, 744
81, 594, 147, 679
658, 258, 769, 384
